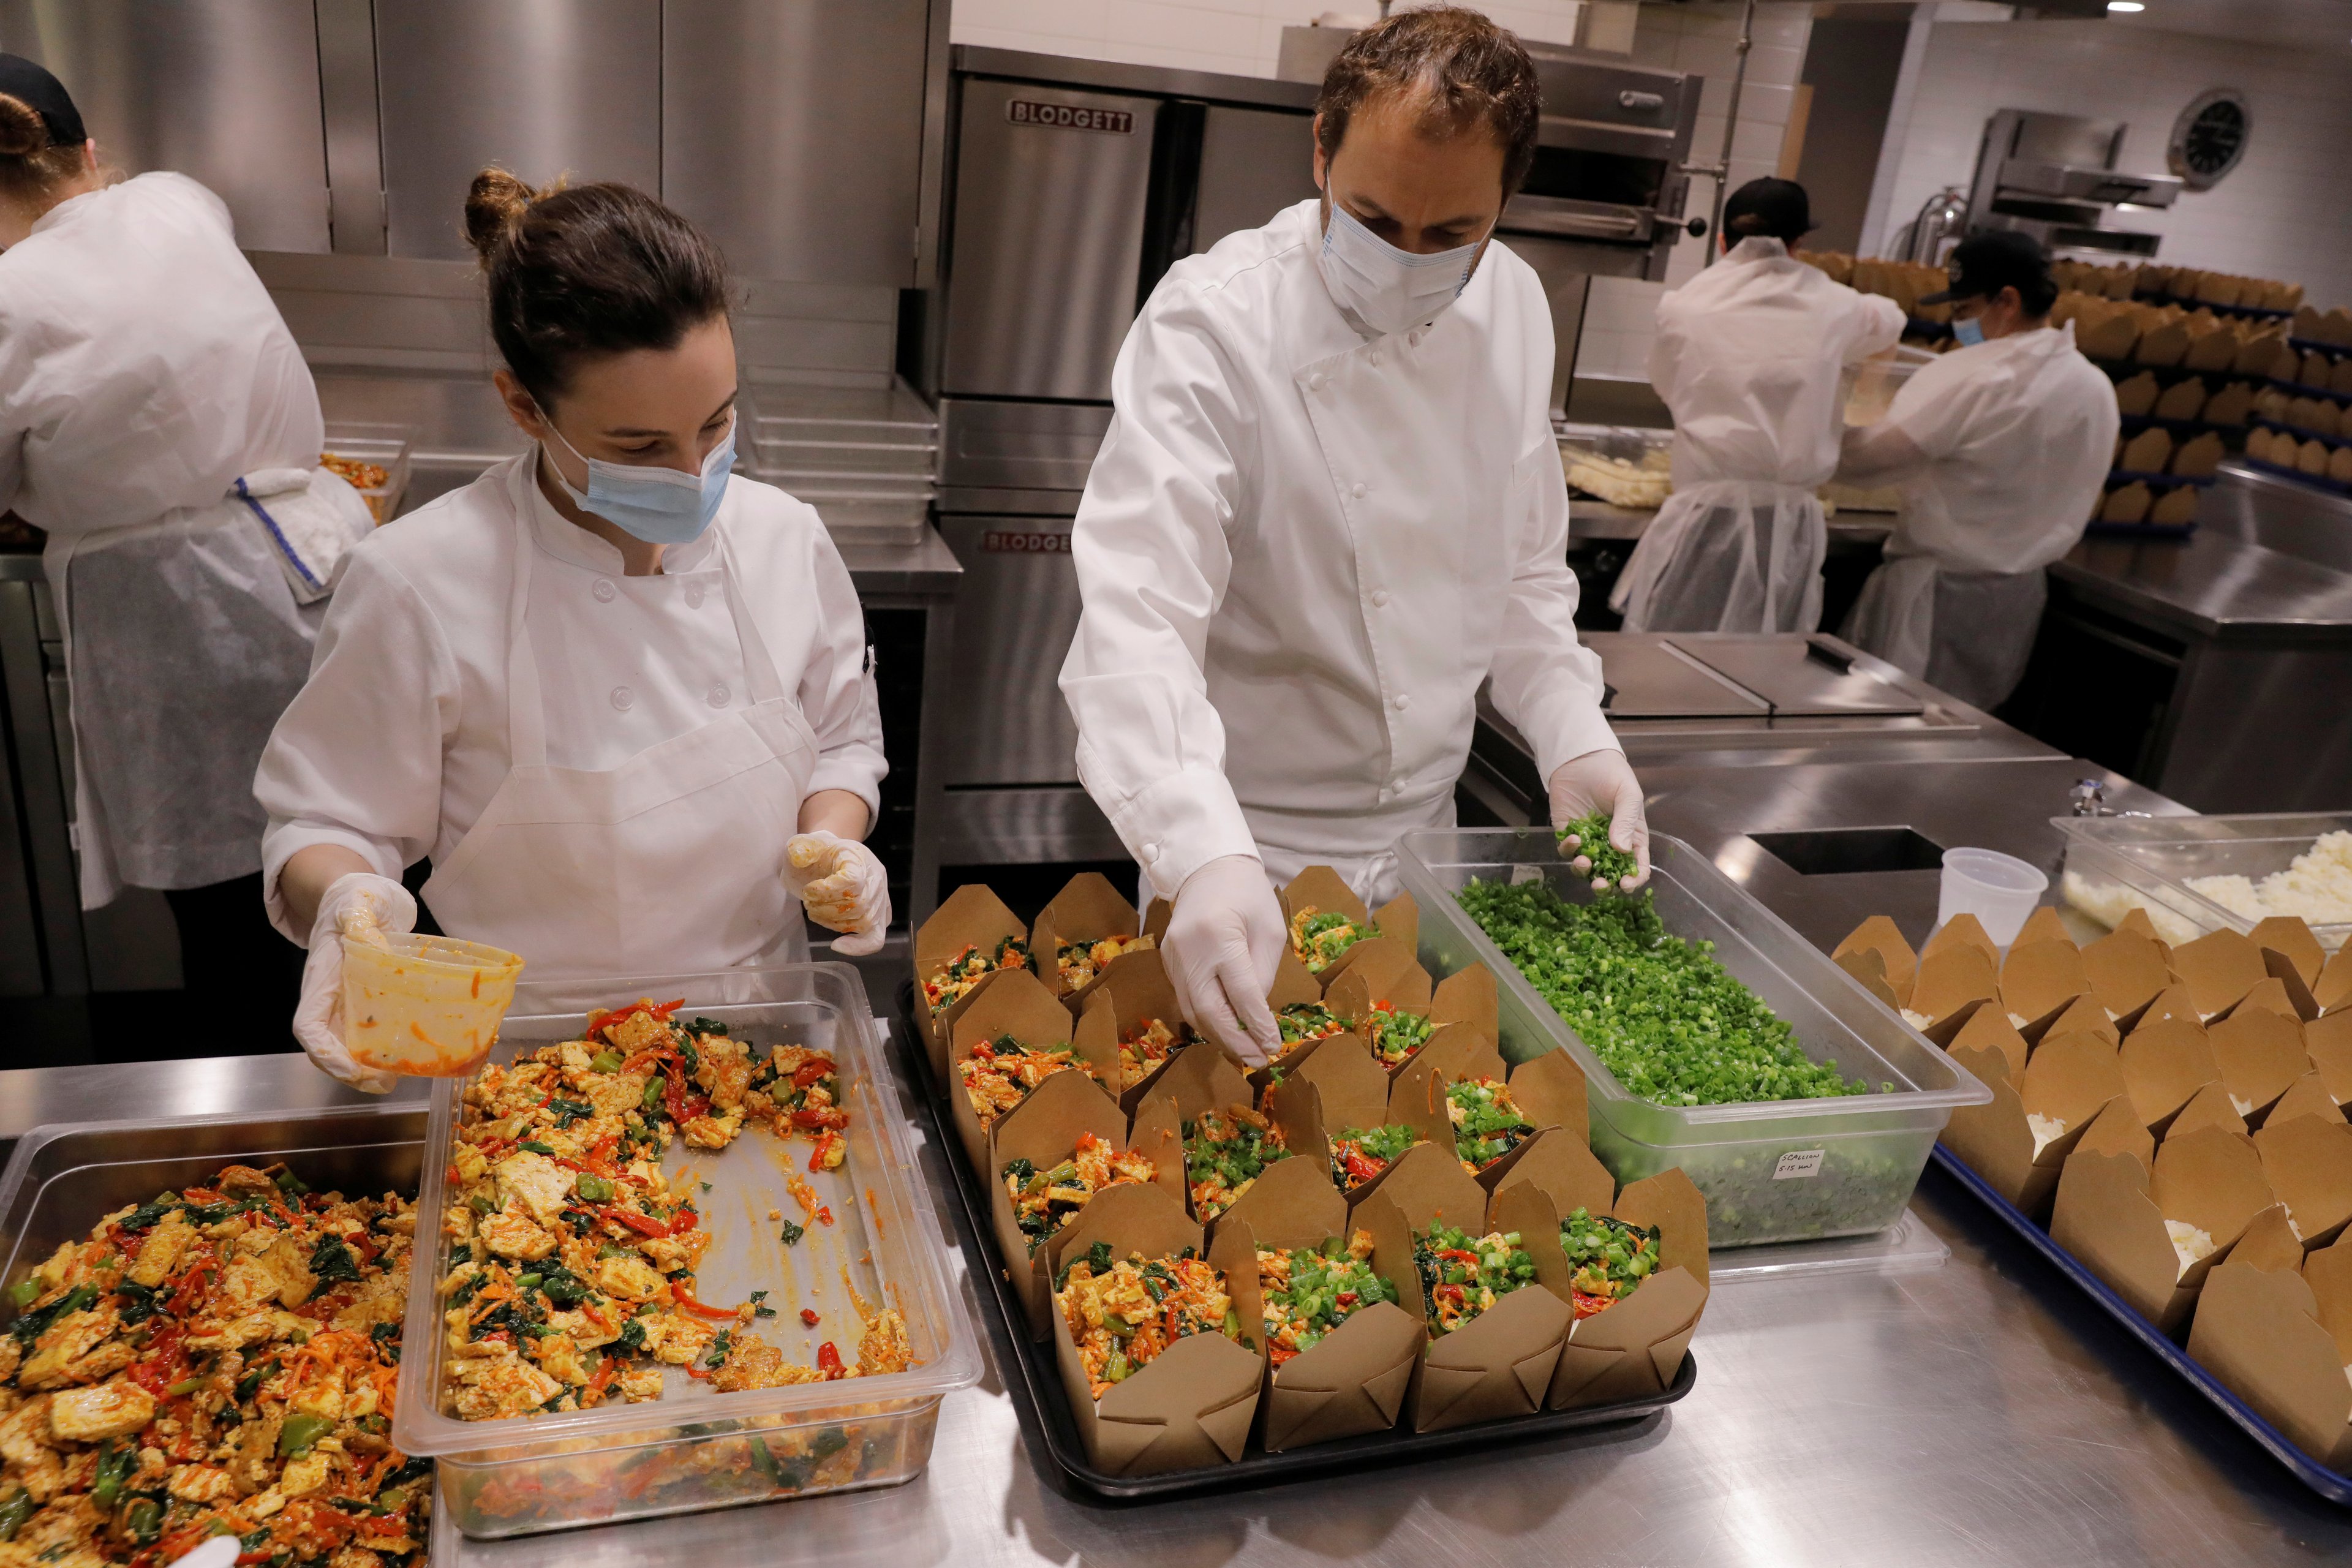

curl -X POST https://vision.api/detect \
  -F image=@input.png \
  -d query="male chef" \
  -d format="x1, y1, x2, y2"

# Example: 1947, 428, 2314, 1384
1058, 7, 1642, 1061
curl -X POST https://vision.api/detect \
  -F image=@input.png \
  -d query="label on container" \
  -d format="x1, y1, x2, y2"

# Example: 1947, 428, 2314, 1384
1008, 100, 1134, 135
1772, 1149, 1826, 1180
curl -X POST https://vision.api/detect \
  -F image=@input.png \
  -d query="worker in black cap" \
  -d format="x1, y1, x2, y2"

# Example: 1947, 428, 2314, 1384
0, 52, 371, 1049
1831, 229, 2116, 709
1613, 176, 1905, 633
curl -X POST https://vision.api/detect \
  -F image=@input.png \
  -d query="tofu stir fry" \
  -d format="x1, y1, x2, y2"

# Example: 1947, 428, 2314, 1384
921, 938, 1030, 1020
1257, 1232, 1398, 1368
1327, 1125, 1421, 1192
1001, 1135, 1157, 1256
1114, 1019, 1186, 1091
1287, 907, 1371, 975
442, 1000, 908, 1423
1182, 1109, 1291, 1223
0, 1163, 429, 1567
958, 1037, 1097, 1133
1412, 1224, 1539, 1336
1445, 1078, 1535, 1174
1558, 1209, 1662, 1322
1055, 1243, 1242, 1400
1055, 934, 1155, 992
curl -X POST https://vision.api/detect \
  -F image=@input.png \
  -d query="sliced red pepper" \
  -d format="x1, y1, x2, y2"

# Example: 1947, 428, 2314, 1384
599, 1205, 669, 1239
788, 1107, 848, 1132
589, 998, 686, 1036
584, 1357, 619, 1403
791, 1059, 836, 1089
815, 1341, 845, 1379
799, 1308, 820, 1328
670, 1283, 740, 1321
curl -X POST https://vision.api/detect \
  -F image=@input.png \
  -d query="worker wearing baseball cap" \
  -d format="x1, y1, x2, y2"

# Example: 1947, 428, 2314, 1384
1832, 230, 2116, 709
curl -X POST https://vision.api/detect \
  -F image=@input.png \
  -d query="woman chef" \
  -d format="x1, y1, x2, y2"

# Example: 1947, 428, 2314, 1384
258, 172, 891, 1090
1834, 231, 2116, 709
0, 55, 374, 1035
1059, 9, 1643, 1063
1611, 178, 1902, 632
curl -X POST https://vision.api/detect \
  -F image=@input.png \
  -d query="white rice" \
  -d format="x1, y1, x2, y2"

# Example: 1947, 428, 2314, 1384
2185, 830, 2352, 929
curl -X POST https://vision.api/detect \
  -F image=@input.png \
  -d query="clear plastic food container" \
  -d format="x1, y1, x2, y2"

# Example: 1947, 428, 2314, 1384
2052, 812, 2352, 952
392, 964, 979, 1538
743, 382, 938, 547
321, 420, 414, 523
1396, 828, 1991, 1247
1841, 344, 1937, 428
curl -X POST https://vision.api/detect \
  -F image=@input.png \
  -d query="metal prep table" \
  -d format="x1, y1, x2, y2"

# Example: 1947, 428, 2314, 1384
11, 770, 2352, 1566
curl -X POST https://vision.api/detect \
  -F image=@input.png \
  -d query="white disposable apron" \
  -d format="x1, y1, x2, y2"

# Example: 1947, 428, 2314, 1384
1610, 478, 1826, 634
419, 475, 816, 979
49, 468, 361, 907
1841, 551, 2047, 712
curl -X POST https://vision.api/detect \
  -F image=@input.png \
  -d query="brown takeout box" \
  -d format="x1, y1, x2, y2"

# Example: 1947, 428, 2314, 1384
1046, 1184, 1264, 1476
1202, 1079, 1338, 1243
2083, 928, 2173, 1019
2185, 1234, 2352, 1468
1907, 944, 2000, 1034
1072, 949, 1193, 1111
1029, 871, 1143, 1005
2207, 1005, 2309, 1126
2050, 1125, 2282, 1332
2000, 940, 2092, 1033
988, 1069, 1179, 1336
1938, 1030, 2125, 1218
1218, 1172, 1424, 1452
2170, 928, 2271, 1019
1353, 1148, 1569, 1433
1281, 866, 1420, 995
948, 968, 1122, 1177
1834, 916, 1917, 1008
2255, 1112, 2352, 1251
914, 883, 1028, 1073
2119, 1016, 2222, 1134
1538, 1168, 1709, 1412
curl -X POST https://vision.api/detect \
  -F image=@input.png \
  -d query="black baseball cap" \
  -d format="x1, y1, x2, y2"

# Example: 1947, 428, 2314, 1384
0, 54, 84, 148
1721, 177, 1812, 243
1920, 230, 2053, 306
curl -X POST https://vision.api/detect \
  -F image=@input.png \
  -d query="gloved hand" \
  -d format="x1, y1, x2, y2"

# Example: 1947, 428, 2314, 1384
1161, 854, 1286, 1066
292, 872, 418, 1094
1549, 748, 1651, 892
785, 831, 892, 957
162, 1537, 241, 1568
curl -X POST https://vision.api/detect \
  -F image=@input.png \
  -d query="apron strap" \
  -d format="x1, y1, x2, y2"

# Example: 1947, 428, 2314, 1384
502, 461, 550, 770
712, 522, 793, 709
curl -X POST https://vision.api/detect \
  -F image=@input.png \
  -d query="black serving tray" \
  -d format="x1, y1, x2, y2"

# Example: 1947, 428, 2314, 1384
892, 982, 1695, 1501
1929, 1145, 2352, 1506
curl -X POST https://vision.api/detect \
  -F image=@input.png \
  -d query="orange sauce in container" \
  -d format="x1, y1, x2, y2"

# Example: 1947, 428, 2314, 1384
342, 932, 525, 1076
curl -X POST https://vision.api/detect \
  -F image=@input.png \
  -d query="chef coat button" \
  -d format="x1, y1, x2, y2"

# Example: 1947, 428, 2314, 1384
1409, 330, 1423, 347
1370, 349, 1383, 368
1140, 842, 1161, 863
1351, 482, 1368, 500
1308, 372, 1326, 392
592, 579, 617, 603
1371, 589, 1391, 608
611, 685, 635, 711
706, 682, 730, 707
685, 582, 706, 609
1392, 693, 1411, 712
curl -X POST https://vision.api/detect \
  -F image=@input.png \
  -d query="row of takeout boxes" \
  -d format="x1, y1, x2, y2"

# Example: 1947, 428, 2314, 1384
1833, 903, 2352, 1469
909, 868, 1712, 1477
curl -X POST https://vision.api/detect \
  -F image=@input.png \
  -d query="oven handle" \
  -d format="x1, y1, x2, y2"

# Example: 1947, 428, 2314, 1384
1500, 207, 1648, 241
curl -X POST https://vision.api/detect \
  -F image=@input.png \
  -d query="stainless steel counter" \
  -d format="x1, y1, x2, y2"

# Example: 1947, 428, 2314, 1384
12, 960, 2352, 1566
2054, 527, 2352, 646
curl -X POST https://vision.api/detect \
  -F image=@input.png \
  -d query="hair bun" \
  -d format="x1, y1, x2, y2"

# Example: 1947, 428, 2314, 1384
463, 167, 538, 264
0, 93, 48, 160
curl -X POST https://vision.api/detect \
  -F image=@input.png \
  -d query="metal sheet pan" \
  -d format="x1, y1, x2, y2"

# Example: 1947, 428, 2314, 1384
894, 983, 1695, 1501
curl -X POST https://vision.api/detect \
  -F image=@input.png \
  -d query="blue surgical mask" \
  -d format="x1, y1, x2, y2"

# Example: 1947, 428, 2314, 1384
543, 417, 735, 545
1318, 197, 1486, 337
1952, 316, 1986, 347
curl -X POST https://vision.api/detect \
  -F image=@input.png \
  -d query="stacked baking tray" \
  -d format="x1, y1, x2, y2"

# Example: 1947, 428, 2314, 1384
742, 382, 938, 546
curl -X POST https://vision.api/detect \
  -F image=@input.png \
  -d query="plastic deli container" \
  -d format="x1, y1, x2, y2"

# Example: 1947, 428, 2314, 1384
320, 420, 414, 523
343, 932, 524, 1077
2052, 811, 2352, 953
392, 964, 980, 1538
1396, 827, 1991, 1248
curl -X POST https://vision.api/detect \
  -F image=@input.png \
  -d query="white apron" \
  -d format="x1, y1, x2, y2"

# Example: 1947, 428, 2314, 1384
1841, 551, 2048, 712
50, 466, 365, 908
1610, 478, 1826, 633
419, 473, 816, 979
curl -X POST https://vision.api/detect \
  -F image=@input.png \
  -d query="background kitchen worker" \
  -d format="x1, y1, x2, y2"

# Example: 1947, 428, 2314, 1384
0, 54, 374, 1046
1834, 230, 2116, 709
258, 172, 889, 1090
1613, 177, 1903, 633
1059, 9, 1641, 1063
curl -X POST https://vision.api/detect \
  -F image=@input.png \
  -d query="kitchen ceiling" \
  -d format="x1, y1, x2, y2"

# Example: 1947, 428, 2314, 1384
2095, 0, 2352, 50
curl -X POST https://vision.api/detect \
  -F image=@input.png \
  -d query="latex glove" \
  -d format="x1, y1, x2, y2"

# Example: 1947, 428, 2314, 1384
785, 831, 892, 957
292, 872, 418, 1095
1549, 748, 1651, 892
163, 1538, 241, 1568
1161, 854, 1286, 1066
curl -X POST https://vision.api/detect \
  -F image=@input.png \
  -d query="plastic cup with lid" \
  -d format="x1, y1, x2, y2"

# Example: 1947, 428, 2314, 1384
1936, 847, 2049, 948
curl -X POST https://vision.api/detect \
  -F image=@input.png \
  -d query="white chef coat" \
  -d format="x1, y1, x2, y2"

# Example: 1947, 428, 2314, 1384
1839, 321, 2117, 708
1613, 236, 1904, 633
1058, 198, 1616, 902
255, 453, 886, 947
0, 172, 350, 905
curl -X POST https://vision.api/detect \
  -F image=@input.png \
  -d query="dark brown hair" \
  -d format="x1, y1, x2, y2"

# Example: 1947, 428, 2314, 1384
0, 92, 86, 204
1314, 6, 1542, 196
464, 168, 730, 410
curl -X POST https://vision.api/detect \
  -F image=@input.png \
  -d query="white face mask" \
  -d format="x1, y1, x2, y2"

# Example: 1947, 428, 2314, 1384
1316, 195, 1488, 338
